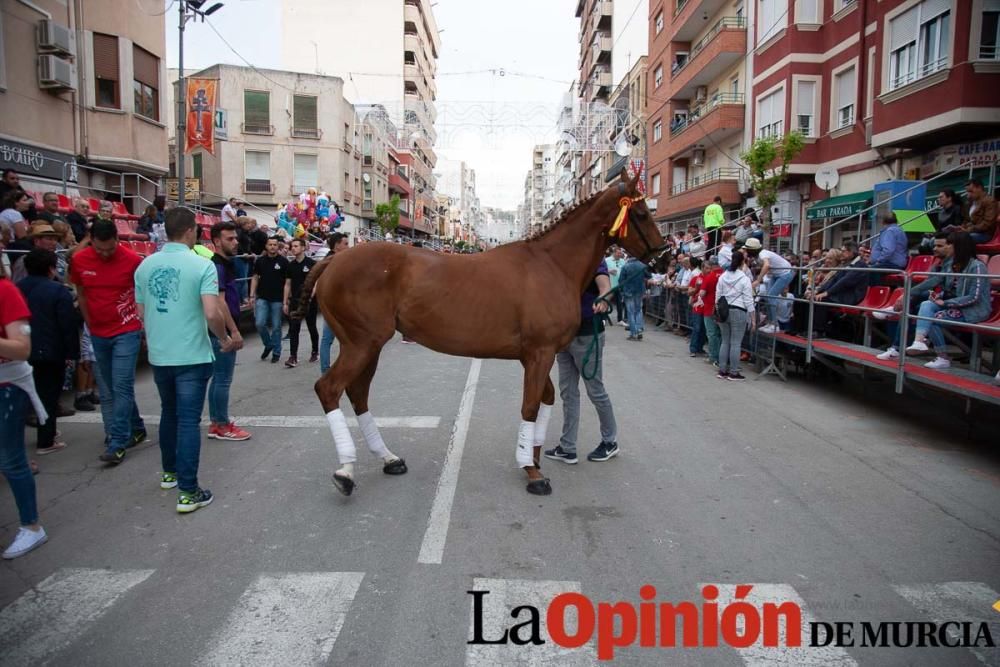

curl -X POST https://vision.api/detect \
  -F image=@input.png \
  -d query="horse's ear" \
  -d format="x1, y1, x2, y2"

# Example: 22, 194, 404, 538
619, 167, 630, 183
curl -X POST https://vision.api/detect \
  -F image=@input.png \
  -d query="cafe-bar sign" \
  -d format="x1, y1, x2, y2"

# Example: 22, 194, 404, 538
920, 138, 1000, 178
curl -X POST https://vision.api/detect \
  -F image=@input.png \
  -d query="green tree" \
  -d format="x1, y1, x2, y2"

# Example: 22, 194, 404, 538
375, 194, 402, 235
740, 131, 805, 240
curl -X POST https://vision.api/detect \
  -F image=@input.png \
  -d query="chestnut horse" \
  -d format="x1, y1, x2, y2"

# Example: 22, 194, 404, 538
297, 170, 665, 496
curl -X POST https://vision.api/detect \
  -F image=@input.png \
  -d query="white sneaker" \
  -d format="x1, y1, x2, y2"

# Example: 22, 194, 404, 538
759, 324, 779, 333
619, 320, 628, 327
994, 370, 1000, 385
905, 340, 929, 354
876, 347, 899, 360
2, 526, 48, 559
872, 307, 895, 321
924, 357, 951, 370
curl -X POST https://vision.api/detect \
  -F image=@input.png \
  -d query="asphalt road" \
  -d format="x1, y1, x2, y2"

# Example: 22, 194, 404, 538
1, 322, 998, 666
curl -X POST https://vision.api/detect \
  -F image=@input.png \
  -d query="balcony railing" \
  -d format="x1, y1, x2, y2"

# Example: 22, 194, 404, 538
241, 123, 274, 136
756, 120, 784, 139
889, 56, 949, 91
980, 44, 999, 60
674, 0, 688, 16
669, 92, 745, 136
671, 17, 746, 80
291, 127, 322, 139
396, 166, 409, 181
291, 184, 320, 195
243, 179, 273, 194
670, 168, 740, 195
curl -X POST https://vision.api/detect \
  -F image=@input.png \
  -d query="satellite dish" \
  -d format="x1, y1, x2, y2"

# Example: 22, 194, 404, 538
362, 173, 371, 184
614, 135, 633, 158
815, 167, 839, 191
561, 190, 574, 205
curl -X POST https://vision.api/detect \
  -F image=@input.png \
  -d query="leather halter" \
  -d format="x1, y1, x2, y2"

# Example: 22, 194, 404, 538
615, 182, 670, 267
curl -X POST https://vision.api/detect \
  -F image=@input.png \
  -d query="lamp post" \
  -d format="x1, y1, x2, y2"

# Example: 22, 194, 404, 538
176, 1, 223, 206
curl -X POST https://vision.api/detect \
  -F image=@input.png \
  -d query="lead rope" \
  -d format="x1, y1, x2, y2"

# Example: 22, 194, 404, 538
581, 287, 618, 381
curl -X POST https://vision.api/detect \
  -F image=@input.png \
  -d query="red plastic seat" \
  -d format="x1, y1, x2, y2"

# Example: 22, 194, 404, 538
144, 241, 157, 255
56, 194, 72, 213
130, 240, 147, 256
885, 255, 938, 285
952, 294, 1000, 336
839, 286, 892, 315
987, 255, 1000, 289
118, 240, 131, 250
88, 198, 101, 213
977, 223, 1000, 255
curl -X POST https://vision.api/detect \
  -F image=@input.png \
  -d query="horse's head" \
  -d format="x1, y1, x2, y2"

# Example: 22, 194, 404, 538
608, 168, 668, 266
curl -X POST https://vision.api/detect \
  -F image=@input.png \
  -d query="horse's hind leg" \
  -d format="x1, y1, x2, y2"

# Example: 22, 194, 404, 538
315, 343, 379, 496
346, 353, 407, 476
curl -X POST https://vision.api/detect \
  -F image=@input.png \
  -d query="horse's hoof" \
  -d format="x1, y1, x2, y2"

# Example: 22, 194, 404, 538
383, 458, 408, 475
332, 472, 355, 496
526, 478, 552, 496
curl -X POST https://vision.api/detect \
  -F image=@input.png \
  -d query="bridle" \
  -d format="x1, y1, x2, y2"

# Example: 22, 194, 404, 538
614, 182, 671, 267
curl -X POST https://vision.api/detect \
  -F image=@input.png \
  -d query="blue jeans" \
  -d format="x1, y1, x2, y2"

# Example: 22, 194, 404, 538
970, 231, 991, 244
208, 336, 236, 425
689, 310, 705, 353
153, 363, 212, 493
703, 314, 721, 361
0, 385, 38, 526
763, 272, 794, 324
92, 330, 145, 453
913, 300, 965, 352
320, 321, 335, 373
234, 258, 250, 300
624, 293, 644, 337
254, 299, 283, 358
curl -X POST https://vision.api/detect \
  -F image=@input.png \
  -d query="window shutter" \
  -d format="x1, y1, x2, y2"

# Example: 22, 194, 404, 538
797, 81, 815, 115
132, 45, 158, 88
890, 7, 919, 50
837, 68, 856, 106
244, 91, 270, 127
245, 151, 270, 180
985, 0, 1000, 10
920, 0, 950, 20
93, 33, 119, 81
294, 154, 318, 188
293, 95, 318, 130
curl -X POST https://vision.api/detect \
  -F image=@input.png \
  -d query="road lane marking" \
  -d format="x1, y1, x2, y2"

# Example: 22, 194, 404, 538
418, 358, 481, 564
466, 577, 595, 666
59, 414, 440, 429
894, 582, 1000, 666
200, 572, 365, 666
0, 567, 154, 666
707, 583, 857, 666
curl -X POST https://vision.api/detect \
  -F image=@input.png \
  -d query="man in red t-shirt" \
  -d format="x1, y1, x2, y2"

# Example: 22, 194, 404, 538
68, 220, 146, 465
696, 256, 724, 366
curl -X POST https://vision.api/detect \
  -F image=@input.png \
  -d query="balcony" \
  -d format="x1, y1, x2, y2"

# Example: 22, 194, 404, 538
591, 32, 611, 64
591, 0, 612, 30
670, 17, 746, 100
658, 168, 740, 217
589, 67, 612, 101
291, 127, 322, 139
389, 170, 412, 196
241, 123, 274, 136
670, 0, 731, 42
668, 93, 744, 157
243, 179, 273, 194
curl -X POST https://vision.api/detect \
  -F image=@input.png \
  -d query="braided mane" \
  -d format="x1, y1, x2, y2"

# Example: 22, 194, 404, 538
524, 191, 603, 242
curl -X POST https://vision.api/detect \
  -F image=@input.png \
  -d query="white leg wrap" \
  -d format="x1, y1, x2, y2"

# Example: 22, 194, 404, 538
533, 404, 552, 447
326, 409, 356, 466
516, 420, 535, 468
357, 411, 395, 460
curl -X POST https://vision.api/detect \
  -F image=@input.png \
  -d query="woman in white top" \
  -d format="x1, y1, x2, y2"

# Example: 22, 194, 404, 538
715, 250, 756, 381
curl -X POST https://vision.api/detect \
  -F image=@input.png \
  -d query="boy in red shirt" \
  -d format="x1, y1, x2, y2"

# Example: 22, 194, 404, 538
697, 256, 724, 366
686, 257, 706, 356
69, 220, 146, 465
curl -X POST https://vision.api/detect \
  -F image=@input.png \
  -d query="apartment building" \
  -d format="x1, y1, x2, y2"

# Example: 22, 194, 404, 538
0, 0, 168, 209
646, 0, 750, 229
604, 57, 649, 184
531, 144, 558, 226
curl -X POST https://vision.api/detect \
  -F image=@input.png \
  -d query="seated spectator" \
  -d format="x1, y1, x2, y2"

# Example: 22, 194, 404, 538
811, 248, 843, 289
16, 249, 79, 456
136, 205, 158, 237
799, 241, 868, 337
935, 188, 967, 232
962, 178, 998, 244
876, 232, 990, 369
869, 212, 909, 283
37, 193, 66, 226
686, 224, 707, 259
66, 198, 91, 243
11, 224, 62, 283
1, 191, 31, 243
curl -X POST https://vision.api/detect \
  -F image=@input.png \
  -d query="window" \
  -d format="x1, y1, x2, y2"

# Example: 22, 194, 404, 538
655, 11, 664, 34
191, 153, 202, 182
654, 64, 663, 87
93, 33, 119, 108
244, 150, 271, 192
758, 0, 787, 44
362, 133, 373, 165
835, 0, 857, 11
796, 80, 816, 136
653, 119, 662, 142
292, 94, 319, 138
834, 67, 856, 128
651, 172, 661, 195
982, 2, 1000, 60
132, 45, 158, 120
797, 0, 820, 24
294, 153, 318, 192
243, 90, 270, 134
363, 180, 373, 210
756, 87, 784, 138
888, 0, 951, 90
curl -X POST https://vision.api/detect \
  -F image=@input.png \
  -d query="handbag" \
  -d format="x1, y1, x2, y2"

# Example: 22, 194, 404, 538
715, 295, 730, 323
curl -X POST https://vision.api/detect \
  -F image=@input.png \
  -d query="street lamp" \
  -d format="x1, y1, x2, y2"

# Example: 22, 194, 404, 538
176, 1, 224, 207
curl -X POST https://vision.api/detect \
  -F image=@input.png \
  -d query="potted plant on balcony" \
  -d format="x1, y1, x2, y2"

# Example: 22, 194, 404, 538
740, 131, 805, 244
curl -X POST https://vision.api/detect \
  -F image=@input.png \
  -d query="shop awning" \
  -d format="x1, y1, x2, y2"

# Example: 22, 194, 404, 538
806, 191, 873, 220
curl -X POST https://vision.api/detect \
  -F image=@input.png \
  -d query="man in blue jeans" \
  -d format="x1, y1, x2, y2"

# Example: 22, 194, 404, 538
250, 237, 289, 364
619, 255, 651, 341
135, 208, 234, 513
318, 232, 350, 373
208, 221, 251, 441
68, 220, 146, 464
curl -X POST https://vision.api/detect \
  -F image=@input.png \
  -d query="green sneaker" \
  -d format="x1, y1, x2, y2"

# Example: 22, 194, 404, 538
176, 488, 214, 514
128, 429, 148, 449
160, 472, 178, 490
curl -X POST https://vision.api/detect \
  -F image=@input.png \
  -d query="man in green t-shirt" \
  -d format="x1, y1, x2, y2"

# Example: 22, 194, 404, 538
604, 246, 627, 325
703, 195, 725, 254
135, 208, 235, 514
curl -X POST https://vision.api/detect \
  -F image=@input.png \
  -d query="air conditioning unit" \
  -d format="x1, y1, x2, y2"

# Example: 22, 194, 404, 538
695, 86, 708, 102
36, 19, 76, 57
692, 149, 706, 166
38, 54, 77, 91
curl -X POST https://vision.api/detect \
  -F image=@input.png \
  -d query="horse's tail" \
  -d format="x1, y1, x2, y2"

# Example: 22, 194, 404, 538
290, 256, 331, 321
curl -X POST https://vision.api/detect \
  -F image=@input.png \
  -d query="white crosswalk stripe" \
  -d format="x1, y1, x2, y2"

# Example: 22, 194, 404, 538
893, 582, 1000, 666
198, 571, 365, 666
0, 567, 155, 667
707, 583, 858, 666
59, 413, 441, 429
465, 577, 596, 666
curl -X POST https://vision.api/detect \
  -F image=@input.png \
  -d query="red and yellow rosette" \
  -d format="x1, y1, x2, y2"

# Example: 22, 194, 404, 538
609, 197, 633, 238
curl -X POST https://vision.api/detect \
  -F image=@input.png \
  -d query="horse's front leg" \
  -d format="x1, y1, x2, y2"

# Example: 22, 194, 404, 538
519, 351, 556, 496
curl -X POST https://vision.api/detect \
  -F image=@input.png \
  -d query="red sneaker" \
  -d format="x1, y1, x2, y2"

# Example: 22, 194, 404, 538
215, 422, 251, 441
206, 423, 220, 439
